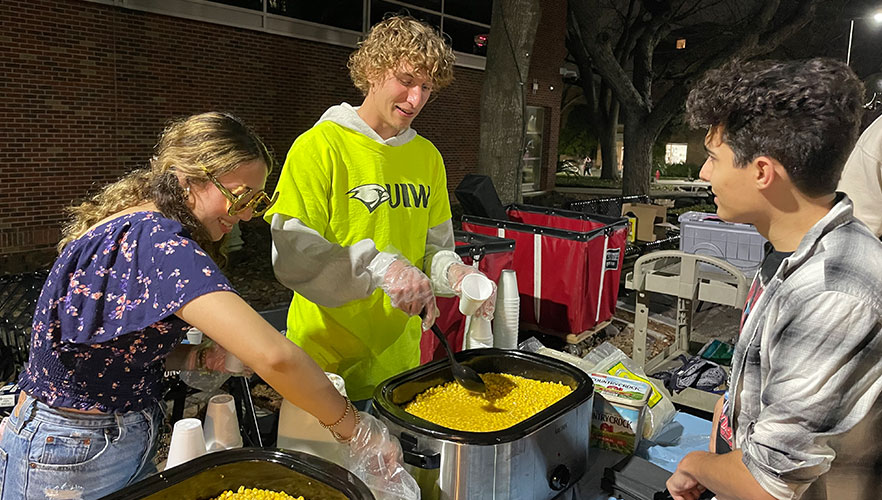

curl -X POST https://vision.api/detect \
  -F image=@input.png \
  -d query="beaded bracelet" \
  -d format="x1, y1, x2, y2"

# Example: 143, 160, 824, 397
319, 396, 361, 444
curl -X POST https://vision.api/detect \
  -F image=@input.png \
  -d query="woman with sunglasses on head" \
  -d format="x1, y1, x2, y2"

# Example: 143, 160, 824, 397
0, 112, 417, 500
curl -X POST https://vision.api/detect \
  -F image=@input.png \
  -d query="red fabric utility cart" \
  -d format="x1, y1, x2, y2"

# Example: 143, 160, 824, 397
462, 204, 629, 338
420, 231, 515, 364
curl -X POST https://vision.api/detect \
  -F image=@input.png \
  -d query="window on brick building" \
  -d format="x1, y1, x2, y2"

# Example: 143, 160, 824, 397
523, 106, 545, 191
103, 0, 491, 68
208, 0, 263, 10
664, 143, 688, 165
370, 1, 441, 31
445, 0, 492, 25
369, 0, 492, 57
268, 0, 364, 32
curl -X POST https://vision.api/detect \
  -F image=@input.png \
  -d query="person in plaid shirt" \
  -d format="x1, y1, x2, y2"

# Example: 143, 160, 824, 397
667, 58, 882, 500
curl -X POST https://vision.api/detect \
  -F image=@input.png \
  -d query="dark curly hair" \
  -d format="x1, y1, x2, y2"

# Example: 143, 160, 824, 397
686, 58, 865, 197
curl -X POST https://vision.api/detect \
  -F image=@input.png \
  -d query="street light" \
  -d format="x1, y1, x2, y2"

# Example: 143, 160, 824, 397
847, 10, 882, 66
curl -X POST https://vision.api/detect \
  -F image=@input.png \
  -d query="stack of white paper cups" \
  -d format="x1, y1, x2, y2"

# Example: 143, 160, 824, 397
466, 317, 494, 349
459, 274, 494, 349
165, 418, 207, 470
203, 393, 243, 451
492, 269, 520, 349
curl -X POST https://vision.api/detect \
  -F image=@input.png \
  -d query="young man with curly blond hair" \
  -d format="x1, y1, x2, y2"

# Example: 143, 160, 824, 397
264, 16, 495, 404
667, 58, 882, 500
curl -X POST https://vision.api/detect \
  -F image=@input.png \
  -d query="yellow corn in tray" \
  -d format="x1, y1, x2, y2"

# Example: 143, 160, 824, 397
211, 486, 304, 500
403, 373, 572, 432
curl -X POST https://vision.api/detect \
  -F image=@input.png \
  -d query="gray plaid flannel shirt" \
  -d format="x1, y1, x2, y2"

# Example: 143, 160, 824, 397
730, 195, 882, 500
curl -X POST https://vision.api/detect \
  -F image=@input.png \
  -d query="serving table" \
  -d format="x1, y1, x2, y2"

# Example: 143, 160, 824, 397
557, 411, 712, 499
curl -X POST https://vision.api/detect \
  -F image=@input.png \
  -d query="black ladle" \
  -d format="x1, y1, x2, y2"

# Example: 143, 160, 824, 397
424, 313, 487, 394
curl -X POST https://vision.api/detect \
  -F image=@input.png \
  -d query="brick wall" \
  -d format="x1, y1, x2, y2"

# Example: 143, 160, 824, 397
0, 0, 564, 272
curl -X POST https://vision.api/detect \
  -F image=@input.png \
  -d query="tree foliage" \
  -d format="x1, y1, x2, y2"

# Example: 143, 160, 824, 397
565, 36, 620, 180
558, 104, 599, 158
568, 0, 820, 195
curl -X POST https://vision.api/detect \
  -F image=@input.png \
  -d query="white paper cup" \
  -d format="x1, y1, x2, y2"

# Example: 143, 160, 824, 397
186, 328, 203, 345
204, 394, 242, 451
224, 352, 245, 374
165, 418, 206, 470
459, 274, 493, 316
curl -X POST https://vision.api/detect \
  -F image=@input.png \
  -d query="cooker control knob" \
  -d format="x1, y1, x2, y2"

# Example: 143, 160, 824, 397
548, 464, 571, 491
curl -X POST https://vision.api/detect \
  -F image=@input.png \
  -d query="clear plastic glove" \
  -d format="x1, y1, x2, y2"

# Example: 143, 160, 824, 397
447, 264, 497, 321
183, 340, 254, 376
346, 413, 420, 500
382, 259, 438, 330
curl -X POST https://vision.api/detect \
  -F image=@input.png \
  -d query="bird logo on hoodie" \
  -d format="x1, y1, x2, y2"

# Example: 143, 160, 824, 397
347, 184, 391, 213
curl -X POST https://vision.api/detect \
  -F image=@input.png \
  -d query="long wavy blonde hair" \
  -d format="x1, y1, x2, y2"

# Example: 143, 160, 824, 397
348, 15, 455, 95
59, 112, 274, 258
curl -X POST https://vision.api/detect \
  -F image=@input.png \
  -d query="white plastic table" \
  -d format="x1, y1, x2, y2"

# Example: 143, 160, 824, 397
653, 179, 712, 192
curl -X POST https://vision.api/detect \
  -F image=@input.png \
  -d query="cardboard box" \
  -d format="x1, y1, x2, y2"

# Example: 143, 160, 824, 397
621, 203, 667, 242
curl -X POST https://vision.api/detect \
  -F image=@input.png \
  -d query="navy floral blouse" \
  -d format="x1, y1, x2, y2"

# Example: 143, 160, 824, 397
19, 212, 234, 413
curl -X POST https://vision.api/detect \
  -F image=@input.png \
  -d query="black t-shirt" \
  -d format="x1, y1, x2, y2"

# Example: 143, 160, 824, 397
760, 243, 791, 285
716, 243, 791, 454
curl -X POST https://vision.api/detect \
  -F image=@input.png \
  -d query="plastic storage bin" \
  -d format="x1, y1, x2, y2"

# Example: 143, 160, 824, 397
463, 204, 629, 337
100, 447, 374, 500
421, 231, 516, 363
678, 211, 767, 275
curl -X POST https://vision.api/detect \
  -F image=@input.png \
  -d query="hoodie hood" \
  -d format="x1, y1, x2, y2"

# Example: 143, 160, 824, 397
316, 103, 417, 146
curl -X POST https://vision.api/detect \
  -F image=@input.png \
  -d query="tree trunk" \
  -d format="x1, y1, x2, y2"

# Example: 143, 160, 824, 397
478, 0, 541, 205
600, 98, 619, 179
621, 111, 653, 196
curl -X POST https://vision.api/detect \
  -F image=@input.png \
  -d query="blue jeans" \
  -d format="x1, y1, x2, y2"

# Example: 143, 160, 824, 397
0, 394, 165, 500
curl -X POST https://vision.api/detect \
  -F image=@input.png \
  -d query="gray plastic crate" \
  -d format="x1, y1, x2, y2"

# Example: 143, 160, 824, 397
678, 212, 767, 275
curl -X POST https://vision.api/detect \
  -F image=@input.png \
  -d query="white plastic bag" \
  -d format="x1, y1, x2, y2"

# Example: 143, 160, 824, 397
582, 341, 676, 440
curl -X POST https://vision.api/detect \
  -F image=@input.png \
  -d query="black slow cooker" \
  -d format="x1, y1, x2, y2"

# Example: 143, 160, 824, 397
99, 447, 374, 500
374, 348, 595, 500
